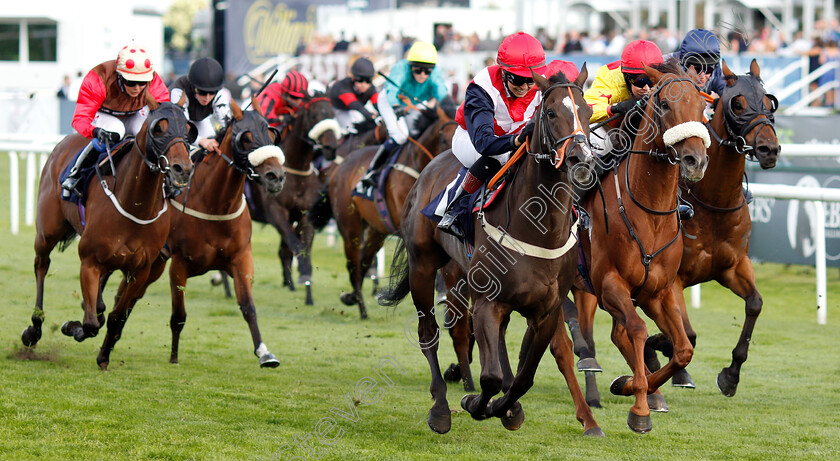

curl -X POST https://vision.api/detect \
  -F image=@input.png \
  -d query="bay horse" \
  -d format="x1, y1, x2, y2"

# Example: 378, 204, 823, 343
329, 105, 457, 319
642, 59, 780, 396
130, 99, 288, 367
248, 95, 341, 305
382, 67, 603, 436
22, 95, 194, 370
559, 62, 710, 433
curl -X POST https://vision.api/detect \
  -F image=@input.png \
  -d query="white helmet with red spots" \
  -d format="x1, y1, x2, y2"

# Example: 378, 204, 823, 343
115, 45, 155, 82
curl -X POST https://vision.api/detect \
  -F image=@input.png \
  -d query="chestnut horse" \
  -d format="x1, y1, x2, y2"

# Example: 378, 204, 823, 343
642, 60, 780, 395
131, 99, 288, 367
329, 105, 457, 319
22, 95, 194, 369
248, 95, 341, 305
557, 62, 710, 433
382, 68, 603, 436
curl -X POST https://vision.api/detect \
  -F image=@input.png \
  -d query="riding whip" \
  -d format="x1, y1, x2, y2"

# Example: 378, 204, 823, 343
242, 69, 279, 111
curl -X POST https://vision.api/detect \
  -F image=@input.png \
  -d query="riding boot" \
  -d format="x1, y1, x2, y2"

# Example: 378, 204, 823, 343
61, 139, 103, 196
678, 201, 695, 220
361, 138, 398, 188
743, 187, 754, 204
437, 172, 483, 238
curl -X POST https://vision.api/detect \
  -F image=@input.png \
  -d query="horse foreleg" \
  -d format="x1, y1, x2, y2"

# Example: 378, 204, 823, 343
461, 300, 504, 422
75, 260, 103, 340
296, 220, 316, 305
279, 239, 295, 291
96, 272, 113, 327
97, 269, 152, 370
230, 252, 279, 368
168, 257, 189, 365
443, 267, 474, 391
356, 228, 386, 319
639, 290, 694, 396
716, 257, 763, 397
572, 288, 601, 371
338, 207, 365, 309
549, 307, 604, 436
498, 315, 514, 393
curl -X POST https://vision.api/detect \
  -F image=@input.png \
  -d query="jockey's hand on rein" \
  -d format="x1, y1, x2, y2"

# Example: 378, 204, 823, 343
610, 100, 637, 115
511, 118, 535, 148
92, 127, 121, 144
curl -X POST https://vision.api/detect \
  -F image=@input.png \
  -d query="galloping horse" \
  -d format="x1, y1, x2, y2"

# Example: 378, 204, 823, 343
643, 60, 780, 395
248, 95, 341, 305
329, 105, 457, 319
561, 62, 709, 433
22, 95, 194, 370
130, 99, 288, 367
382, 68, 603, 436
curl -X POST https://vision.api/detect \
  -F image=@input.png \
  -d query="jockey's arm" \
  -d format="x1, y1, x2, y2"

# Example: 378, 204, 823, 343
72, 70, 107, 138
584, 68, 619, 124
463, 83, 516, 157
148, 74, 170, 102
377, 89, 408, 144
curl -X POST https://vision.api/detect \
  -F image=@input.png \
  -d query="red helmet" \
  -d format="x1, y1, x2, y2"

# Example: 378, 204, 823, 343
620, 40, 663, 74
496, 32, 547, 77
281, 70, 309, 98
544, 60, 579, 81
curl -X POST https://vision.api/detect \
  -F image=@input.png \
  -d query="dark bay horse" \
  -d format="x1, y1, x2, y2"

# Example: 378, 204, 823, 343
131, 99, 287, 367
329, 105, 457, 319
382, 68, 603, 436
22, 95, 194, 369
560, 63, 710, 433
248, 95, 341, 305
643, 59, 780, 396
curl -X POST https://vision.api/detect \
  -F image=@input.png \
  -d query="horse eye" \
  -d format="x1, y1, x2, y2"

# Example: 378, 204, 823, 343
546, 110, 556, 119
660, 100, 670, 111
732, 100, 744, 111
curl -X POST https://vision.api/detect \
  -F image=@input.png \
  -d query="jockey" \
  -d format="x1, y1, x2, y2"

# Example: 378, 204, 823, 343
360, 41, 451, 188
665, 28, 726, 97
62, 44, 169, 196
437, 32, 573, 236
257, 70, 309, 130
169, 57, 232, 154
329, 57, 380, 134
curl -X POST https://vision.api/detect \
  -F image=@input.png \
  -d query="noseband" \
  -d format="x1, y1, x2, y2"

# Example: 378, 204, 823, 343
531, 82, 591, 168
223, 111, 277, 179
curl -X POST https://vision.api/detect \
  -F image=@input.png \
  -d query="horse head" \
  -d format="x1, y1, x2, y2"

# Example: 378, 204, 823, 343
220, 97, 286, 194
642, 62, 710, 182
720, 59, 780, 169
136, 93, 195, 187
531, 64, 594, 187
295, 94, 341, 160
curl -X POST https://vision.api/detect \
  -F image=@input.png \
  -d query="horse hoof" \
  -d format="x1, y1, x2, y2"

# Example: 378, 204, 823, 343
463, 381, 476, 392
577, 357, 603, 372
359, 306, 368, 320
586, 399, 602, 409
583, 426, 606, 437
170, 359, 179, 365
339, 292, 358, 306
716, 369, 738, 397
671, 368, 695, 388
427, 410, 451, 434
210, 273, 224, 286
627, 411, 652, 434
460, 394, 488, 421
647, 394, 669, 413
443, 363, 462, 382
61, 321, 80, 337
259, 353, 280, 368
500, 402, 525, 431
21, 326, 41, 347
610, 376, 632, 396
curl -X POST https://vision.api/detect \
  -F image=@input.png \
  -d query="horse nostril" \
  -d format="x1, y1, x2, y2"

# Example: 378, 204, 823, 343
171, 164, 184, 176
683, 156, 697, 168
756, 145, 770, 157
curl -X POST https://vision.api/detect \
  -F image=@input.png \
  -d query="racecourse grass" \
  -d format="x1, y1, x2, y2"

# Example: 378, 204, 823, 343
1, 153, 839, 461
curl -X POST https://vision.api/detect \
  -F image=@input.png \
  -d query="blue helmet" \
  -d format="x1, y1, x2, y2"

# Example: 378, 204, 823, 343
679, 29, 721, 71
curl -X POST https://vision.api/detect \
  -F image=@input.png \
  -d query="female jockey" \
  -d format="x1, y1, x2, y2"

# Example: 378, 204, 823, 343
329, 57, 380, 134
257, 70, 310, 129
62, 44, 169, 195
360, 41, 451, 188
437, 32, 576, 236
169, 57, 232, 154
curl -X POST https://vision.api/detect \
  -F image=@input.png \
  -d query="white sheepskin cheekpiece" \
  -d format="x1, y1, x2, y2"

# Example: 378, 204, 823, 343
662, 121, 711, 148
308, 118, 342, 141
249, 145, 285, 167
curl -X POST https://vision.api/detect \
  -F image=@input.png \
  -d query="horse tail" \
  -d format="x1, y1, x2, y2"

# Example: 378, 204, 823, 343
380, 238, 411, 307
308, 186, 333, 231
57, 228, 78, 252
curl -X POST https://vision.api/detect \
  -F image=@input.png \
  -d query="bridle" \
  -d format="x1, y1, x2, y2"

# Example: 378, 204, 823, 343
708, 74, 778, 158
530, 82, 591, 168
143, 102, 196, 174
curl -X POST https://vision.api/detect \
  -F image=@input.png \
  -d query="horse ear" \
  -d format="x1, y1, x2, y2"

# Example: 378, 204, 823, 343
644, 64, 664, 85
146, 90, 159, 111
230, 99, 244, 121
251, 96, 263, 116
574, 63, 587, 88
532, 69, 550, 93
721, 59, 737, 86
176, 91, 187, 107
686, 65, 699, 80
749, 59, 761, 79
435, 103, 449, 122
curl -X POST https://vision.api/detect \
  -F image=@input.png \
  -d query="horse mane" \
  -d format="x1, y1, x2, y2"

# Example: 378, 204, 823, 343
652, 59, 684, 76
547, 71, 571, 85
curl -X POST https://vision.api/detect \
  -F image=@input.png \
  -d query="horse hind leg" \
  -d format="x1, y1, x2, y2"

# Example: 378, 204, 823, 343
231, 255, 279, 368
296, 221, 316, 306
279, 240, 295, 291
23, 231, 65, 347
717, 260, 763, 397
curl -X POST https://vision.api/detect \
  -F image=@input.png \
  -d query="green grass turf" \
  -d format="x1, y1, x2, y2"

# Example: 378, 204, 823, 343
0, 153, 839, 460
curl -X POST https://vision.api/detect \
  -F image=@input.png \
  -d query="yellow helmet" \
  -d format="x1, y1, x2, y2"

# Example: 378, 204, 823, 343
406, 41, 438, 66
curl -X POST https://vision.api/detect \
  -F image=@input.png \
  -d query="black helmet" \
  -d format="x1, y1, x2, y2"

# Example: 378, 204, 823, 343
350, 58, 375, 79
188, 57, 224, 92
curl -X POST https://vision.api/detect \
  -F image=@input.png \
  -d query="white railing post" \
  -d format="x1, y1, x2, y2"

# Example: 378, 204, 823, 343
691, 285, 701, 308
9, 151, 19, 235
25, 152, 36, 226
814, 201, 827, 324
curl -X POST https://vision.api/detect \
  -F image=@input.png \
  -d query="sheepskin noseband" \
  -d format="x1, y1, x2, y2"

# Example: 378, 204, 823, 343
662, 121, 711, 148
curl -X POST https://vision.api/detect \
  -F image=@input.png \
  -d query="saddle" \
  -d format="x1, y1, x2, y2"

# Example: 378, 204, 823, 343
59, 138, 134, 205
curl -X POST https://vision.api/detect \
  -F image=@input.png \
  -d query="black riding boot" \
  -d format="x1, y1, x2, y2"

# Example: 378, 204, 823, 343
61, 139, 103, 197
361, 138, 399, 188
437, 156, 499, 237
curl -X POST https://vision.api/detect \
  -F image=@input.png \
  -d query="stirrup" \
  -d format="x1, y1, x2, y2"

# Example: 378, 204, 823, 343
678, 204, 694, 221
437, 213, 464, 238
61, 176, 81, 195
360, 170, 377, 188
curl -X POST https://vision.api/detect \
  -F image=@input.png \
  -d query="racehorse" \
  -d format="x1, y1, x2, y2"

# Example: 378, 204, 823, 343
248, 95, 341, 305
328, 104, 457, 319
643, 59, 780, 395
561, 62, 710, 433
382, 67, 603, 436
130, 98, 288, 367
22, 94, 194, 370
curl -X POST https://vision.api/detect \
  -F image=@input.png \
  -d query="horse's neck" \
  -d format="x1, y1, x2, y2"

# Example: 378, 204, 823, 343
113, 147, 164, 212
282, 129, 313, 170
401, 123, 438, 170
508, 160, 575, 241
201, 155, 245, 203
693, 109, 745, 200
627, 130, 680, 209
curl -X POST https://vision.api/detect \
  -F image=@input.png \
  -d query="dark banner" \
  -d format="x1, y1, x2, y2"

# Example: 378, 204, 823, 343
748, 115, 840, 267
